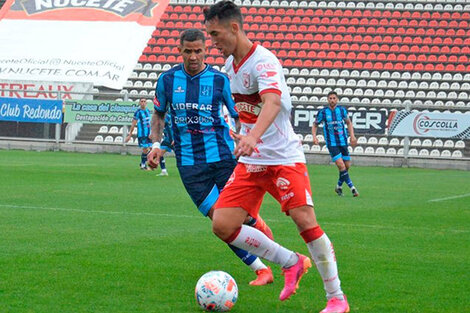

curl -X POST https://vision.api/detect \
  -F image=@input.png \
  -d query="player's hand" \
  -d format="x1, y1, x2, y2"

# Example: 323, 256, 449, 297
233, 133, 257, 157
147, 148, 163, 169
350, 136, 358, 147
125, 135, 131, 143
312, 136, 319, 145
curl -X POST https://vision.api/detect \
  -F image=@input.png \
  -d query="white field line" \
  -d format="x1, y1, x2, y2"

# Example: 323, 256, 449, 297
1, 203, 468, 234
428, 193, 470, 203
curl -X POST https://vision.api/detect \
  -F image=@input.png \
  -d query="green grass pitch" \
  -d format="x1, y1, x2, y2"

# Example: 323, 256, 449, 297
0, 150, 469, 313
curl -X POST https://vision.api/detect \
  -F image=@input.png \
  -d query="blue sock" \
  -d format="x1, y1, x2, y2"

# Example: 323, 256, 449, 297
337, 172, 344, 187
141, 152, 148, 166
160, 156, 166, 170
228, 244, 257, 265
340, 170, 354, 188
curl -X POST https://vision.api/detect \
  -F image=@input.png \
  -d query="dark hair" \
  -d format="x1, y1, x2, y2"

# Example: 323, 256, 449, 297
203, 0, 243, 26
179, 28, 206, 45
327, 91, 338, 97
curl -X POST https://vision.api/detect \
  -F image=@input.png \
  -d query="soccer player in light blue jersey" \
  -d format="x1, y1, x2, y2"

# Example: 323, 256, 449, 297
147, 28, 274, 286
126, 98, 152, 170
312, 91, 359, 197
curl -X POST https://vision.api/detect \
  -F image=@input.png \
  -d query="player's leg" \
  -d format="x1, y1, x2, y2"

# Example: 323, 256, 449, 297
157, 156, 168, 176
158, 138, 172, 176
213, 164, 309, 300
212, 161, 274, 240
141, 147, 150, 169
329, 146, 345, 196
277, 163, 348, 312
210, 160, 274, 285
338, 146, 358, 197
178, 162, 273, 285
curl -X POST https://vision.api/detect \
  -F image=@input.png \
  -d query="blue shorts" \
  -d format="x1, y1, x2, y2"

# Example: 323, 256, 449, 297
327, 145, 351, 162
161, 136, 173, 153
178, 159, 237, 216
137, 136, 152, 148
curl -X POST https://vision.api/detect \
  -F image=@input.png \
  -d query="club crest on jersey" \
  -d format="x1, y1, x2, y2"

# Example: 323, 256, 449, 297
174, 86, 185, 93
243, 72, 250, 88
276, 177, 290, 190
200, 85, 212, 97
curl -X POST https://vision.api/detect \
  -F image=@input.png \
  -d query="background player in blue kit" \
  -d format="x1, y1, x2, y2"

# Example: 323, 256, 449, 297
147, 28, 274, 285
126, 98, 152, 170
312, 91, 359, 197
156, 114, 173, 176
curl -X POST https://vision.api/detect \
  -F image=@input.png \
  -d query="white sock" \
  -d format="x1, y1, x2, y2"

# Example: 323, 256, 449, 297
229, 225, 295, 267
248, 258, 267, 271
306, 233, 344, 300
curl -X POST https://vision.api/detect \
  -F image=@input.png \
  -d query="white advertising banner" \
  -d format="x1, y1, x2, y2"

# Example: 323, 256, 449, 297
0, 0, 169, 89
389, 111, 470, 139
0, 80, 93, 99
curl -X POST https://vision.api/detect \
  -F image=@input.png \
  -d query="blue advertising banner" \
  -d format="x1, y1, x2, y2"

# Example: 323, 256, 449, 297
0, 97, 63, 124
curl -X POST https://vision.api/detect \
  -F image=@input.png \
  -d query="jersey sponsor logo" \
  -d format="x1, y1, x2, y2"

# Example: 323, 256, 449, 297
236, 102, 261, 116
200, 85, 213, 97
171, 102, 213, 111
242, 72, 250, 88
276, 177, 290, 190
174, 115, 214, 125
256, 63, 276, 71
245, 164, 267, 173
280, 191, 294, 201
174, 86, 185, 93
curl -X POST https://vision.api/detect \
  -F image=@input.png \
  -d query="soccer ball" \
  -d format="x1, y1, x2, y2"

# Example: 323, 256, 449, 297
195, 271, 238, 312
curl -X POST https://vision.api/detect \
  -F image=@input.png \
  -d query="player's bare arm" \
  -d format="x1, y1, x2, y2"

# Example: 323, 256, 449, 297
125, 120, 137, 142
311, 123, 319, 145
147, 110, 167, 168
234, 92, 281, 157
345, 118, 357, 147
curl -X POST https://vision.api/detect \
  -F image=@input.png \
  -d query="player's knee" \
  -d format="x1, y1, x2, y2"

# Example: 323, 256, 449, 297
212, 217, 237, 241
289, 206, 318, 232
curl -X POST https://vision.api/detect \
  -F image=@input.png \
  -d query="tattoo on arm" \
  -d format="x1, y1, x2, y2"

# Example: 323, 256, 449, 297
151, 111, 166, 143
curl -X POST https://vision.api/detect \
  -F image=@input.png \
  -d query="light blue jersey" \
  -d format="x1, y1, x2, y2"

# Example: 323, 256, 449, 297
315, 105, 349, 147
154, 64, 238, 166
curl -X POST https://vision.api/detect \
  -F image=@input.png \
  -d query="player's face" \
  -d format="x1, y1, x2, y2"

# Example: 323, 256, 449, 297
328, 94, 338, 107
205, 18, 237, 58
179, 39, 206, 76
139, 99, 147, 109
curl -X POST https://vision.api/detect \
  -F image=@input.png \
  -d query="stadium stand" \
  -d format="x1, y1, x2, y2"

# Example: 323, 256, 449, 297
73, 0, 470, 161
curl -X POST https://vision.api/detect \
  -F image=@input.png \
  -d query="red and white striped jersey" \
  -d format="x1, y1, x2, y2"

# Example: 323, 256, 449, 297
225, 43, 305, 165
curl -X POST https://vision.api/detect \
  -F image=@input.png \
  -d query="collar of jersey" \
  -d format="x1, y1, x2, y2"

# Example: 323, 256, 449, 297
181, 63, 210, 79
233, 43, 258, 74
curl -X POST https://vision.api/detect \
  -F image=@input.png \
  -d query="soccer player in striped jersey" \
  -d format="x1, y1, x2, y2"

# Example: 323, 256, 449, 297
205, 2, 349, 312
312, 91, 359, 197
126, 98, 152, 170
147, 28, 274, 286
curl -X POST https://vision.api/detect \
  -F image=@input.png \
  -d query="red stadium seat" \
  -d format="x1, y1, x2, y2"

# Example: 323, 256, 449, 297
394, 63, 404, 70
282, 59, 292, 67
139, 55, 148, 62
449, 55, 458, 62
303, 60, 313, 68
424, 64, 434, 71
